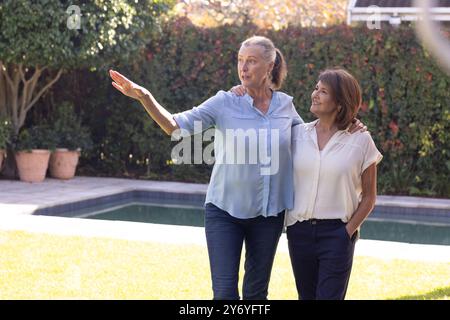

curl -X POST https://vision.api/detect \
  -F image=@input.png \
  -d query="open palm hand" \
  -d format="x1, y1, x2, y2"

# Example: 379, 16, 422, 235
109, 70, 148, 100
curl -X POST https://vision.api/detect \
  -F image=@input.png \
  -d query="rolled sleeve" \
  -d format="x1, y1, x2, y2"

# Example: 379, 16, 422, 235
362, 133, 383, 172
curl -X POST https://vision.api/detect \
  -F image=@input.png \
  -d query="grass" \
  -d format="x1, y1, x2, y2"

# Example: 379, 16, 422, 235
0, 230, 449, 300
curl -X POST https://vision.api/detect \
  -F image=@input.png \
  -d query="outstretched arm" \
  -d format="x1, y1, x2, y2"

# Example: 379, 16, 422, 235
109, 70, 179, 136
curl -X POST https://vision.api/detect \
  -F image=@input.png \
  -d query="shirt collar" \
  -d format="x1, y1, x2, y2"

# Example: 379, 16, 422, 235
243, 94, 254, 107
243, 90, 278, 115
305, 119, 351, 135
304, 119, 319, 132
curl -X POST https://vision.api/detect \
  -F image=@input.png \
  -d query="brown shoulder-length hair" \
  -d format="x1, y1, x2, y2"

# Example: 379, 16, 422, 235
318, 68, 362, 130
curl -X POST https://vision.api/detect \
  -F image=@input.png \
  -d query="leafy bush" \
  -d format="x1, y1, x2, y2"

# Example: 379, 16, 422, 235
15, 125, 56, 151
46, 102, 93, 152
31, 19, 450, 197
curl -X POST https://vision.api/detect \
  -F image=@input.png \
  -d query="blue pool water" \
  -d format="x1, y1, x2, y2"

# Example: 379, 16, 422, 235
77, 203, 450, 246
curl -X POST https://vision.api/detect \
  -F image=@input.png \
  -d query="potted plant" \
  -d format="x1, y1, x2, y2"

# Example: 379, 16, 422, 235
0, 118, 12, 172
47, 102, 92, 180
14, 125, 55, 183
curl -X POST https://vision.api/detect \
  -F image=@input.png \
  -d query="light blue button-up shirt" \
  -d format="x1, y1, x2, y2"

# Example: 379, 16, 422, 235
173, 90, 303, 219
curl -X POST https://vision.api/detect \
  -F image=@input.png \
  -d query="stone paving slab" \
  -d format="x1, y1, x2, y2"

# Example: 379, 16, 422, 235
0, 177, 207, 214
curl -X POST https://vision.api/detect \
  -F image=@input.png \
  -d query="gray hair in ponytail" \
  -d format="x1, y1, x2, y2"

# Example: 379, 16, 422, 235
241, 36, 287, 90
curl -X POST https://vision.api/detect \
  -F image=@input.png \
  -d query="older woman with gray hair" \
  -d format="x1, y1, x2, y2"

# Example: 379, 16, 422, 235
110, 36, 298, 300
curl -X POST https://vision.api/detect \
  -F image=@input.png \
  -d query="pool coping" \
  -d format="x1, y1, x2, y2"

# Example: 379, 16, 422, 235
31, 189, 450, 224
33, 190, 207, 217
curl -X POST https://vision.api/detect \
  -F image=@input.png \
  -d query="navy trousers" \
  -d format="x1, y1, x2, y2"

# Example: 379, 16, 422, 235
286, 219, 358, 300
204, 203, 284, 300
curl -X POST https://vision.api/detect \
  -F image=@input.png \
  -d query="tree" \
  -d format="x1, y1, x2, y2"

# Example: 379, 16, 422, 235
173, 0, 347, 30
0, 0, 174, 176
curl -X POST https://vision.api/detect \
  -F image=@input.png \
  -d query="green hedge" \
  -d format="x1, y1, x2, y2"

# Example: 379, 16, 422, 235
36, 19, 450, 197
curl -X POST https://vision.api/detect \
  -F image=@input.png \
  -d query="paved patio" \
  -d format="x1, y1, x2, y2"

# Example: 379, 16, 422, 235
0, 176, 449, 262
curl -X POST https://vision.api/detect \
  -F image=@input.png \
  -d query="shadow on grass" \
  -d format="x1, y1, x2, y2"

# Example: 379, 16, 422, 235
390, 286, 450, 300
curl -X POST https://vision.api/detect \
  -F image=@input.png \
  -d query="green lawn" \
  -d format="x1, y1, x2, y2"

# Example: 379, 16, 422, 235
0, 230, 449, 299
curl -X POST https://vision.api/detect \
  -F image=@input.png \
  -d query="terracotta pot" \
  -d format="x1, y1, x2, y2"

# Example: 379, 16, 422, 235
49, 148, 80, 180
15, 149, 51, 183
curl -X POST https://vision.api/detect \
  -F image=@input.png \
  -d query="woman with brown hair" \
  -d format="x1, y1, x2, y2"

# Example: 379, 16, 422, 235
286, 68, 382, 300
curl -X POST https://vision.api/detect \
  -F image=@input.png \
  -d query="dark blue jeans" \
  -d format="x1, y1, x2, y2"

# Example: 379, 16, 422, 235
286, 219, 358, 300
204, 203, 284, 300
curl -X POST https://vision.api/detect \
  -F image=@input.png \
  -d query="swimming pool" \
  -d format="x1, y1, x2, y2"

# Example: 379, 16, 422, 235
31, 189, 450, 246
69, 202, 450, 246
